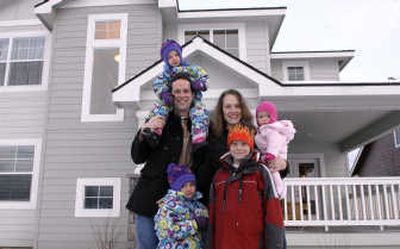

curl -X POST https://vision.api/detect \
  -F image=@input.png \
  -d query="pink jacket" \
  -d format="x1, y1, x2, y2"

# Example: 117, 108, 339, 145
255, 120, 296, 159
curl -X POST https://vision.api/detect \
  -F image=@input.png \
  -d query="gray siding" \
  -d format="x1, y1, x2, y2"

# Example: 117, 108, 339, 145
246, 20, 270, 74
271, 58, 340, 81
0, 92, 48, 247
0, 2, 49, 245
0, 0, 36, 21
37, 4, 161, 249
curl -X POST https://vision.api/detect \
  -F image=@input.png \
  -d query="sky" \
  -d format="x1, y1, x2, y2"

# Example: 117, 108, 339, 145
179, 0, 400, 82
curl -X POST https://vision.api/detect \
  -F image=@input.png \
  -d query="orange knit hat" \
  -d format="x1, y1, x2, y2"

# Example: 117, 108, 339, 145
227, 124, 254, 150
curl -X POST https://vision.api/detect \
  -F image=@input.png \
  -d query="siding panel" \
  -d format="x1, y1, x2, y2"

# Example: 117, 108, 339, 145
37, 4, 161, 249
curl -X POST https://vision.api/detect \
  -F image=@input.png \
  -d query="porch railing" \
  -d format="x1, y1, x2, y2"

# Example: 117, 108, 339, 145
283, 177, 400, 231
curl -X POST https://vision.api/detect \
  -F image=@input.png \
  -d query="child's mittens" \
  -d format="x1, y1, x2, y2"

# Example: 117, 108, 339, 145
192, 79, 207, 92
263, 153, 276, 162
160, 91, 173, 106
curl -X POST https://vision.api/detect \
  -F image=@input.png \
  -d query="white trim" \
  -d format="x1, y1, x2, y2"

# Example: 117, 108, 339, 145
0, 138, 42, 209
177, 22, 247, 61
282, 61, 310, 81
271, 51, 354, 59
0, 31, 50, 92
81, 13, 127, 122
74, 178, 121, 217
177, 8, 286, 19
113, 37, 279, 102
394, 127, 400, 149
61, 0, 154, 8
0, 19, 42, 27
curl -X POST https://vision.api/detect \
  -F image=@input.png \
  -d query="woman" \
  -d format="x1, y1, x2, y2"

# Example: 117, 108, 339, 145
194, 89, 287, 205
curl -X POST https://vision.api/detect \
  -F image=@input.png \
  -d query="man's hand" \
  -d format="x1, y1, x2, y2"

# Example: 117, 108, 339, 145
266, 156, 287, 173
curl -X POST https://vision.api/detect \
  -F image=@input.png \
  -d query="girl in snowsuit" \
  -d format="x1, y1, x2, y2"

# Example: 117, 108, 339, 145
255, 101, 296, 199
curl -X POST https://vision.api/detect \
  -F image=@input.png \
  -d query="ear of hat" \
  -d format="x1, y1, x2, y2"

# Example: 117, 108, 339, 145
167, 163, 196, 191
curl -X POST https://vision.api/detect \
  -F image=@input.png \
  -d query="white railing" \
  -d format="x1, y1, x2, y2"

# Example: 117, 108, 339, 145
283, 177, 400, 231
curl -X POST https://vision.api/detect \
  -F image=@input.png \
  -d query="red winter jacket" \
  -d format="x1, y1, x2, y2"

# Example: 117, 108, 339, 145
207, 152, 284, 249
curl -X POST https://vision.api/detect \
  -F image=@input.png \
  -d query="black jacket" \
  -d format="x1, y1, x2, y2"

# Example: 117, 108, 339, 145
126, 112, 189, 217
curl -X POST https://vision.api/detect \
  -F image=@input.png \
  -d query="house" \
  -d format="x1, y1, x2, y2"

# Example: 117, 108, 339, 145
0, 0, 399, 248
350, 126, 400, 176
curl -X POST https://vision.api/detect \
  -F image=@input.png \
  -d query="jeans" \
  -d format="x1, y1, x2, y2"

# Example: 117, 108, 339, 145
135, 214, 158, 249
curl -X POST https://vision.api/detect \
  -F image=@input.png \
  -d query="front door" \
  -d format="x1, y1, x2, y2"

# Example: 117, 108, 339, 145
286, 156, 322, 220
287, 158, 321, 178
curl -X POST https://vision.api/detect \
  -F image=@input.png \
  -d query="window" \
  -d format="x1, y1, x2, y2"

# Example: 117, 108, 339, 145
179, 23, 246, 60
184, 29, 239, 57
82, 14, 127, 122
0, 36, 45, 87
287, 66, 304, 81
394, 127, 400, 148
282, 61, 310, 81
75, 178, 121, 217
0, 139, 41, 209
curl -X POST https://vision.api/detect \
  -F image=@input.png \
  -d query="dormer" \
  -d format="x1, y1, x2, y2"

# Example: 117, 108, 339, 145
270, 50, 354, 82
158, 0, 286, 74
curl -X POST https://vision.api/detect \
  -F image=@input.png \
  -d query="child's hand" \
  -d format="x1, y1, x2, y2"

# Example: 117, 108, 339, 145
267, 156, 287, 173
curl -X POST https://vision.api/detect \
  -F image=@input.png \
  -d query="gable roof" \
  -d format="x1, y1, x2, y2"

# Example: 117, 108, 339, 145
112, 35, 284, 102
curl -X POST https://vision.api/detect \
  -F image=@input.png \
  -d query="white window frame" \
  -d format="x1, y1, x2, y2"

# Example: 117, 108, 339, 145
282, 61, 310, 82
81, 13, 128, 122
0, 31, 50, 93
178, 23, 247, 61
75, 178, 121, 217
0, 139, 42, 209
394, 127, 400, 149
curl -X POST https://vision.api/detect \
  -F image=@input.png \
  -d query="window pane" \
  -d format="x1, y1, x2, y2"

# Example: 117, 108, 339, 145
0, 175, 31, 201
0, 145, 34, 172
0, 160, 14, 172
213, 30, 225, 48
100, 186, 113, 197
8, 61, 43, 85
95, 20, 121, 39
288, 66, 305, 81
84, 197, 98, 209
90, 48, 119, 114
0, 63, 5, 86
11, 37, 44, 60
0, 38, 9, 61
395, 127, 400, 147
0, 146, 16, 172
85, 186, 99, 197
99, 197, 113, 209
184, 30, 209, 43
226, 30, 238, 48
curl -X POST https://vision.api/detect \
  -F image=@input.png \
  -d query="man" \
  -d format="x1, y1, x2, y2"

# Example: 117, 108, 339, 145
126, 73, 195, 249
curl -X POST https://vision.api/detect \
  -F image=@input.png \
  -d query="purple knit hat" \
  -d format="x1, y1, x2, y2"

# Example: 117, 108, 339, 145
167, 163, 196, 191
160, 39, 183, 66
256, 101, 278, 125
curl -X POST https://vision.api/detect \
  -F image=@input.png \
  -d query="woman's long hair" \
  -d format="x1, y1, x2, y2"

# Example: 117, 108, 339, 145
211, 89, 254, 138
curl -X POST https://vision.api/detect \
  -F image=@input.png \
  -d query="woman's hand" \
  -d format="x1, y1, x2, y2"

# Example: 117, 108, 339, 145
266, 156, 287, 173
